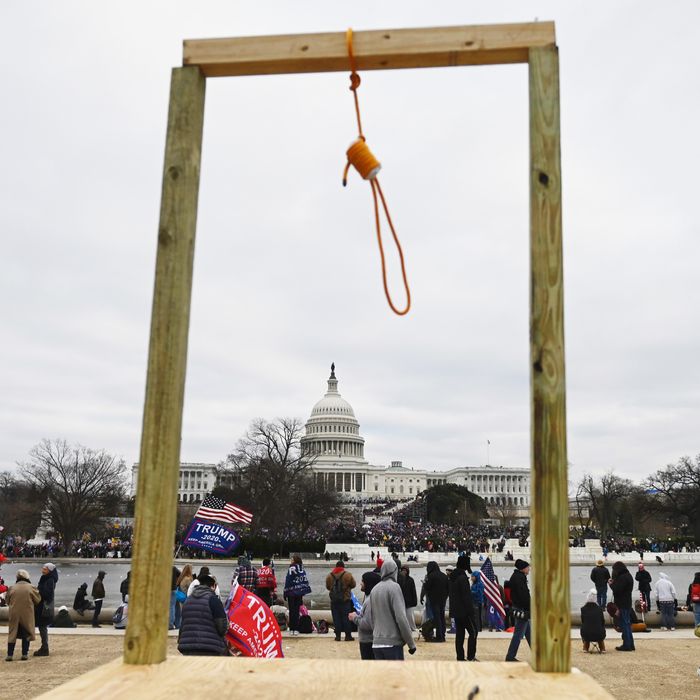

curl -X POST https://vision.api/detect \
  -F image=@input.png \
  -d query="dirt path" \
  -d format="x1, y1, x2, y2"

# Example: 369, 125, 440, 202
2, 632, 699, 699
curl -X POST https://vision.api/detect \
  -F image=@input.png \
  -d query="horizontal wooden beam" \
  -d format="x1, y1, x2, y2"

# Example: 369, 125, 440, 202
183, 22, 556, 77
38, 656, 613, 699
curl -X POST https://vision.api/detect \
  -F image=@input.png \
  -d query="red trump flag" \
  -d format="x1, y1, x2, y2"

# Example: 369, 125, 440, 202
224, 579, 284, 658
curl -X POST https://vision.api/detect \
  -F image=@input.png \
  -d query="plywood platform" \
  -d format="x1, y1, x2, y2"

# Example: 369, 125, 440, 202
36, 657, 613, 700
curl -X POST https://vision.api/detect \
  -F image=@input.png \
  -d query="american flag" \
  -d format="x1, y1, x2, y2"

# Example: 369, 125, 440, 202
480, 557, 506, 619
195, 495, 253, 525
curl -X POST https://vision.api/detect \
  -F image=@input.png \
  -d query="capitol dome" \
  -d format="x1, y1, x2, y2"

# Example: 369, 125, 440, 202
300, 364, 366, 462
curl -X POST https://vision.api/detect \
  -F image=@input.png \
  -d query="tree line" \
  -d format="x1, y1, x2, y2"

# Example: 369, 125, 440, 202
3, 428, 699, 546
573, 454, 700, 541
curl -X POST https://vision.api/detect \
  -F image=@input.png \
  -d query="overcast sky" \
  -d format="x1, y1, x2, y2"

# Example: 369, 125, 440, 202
2, 1, 698, 487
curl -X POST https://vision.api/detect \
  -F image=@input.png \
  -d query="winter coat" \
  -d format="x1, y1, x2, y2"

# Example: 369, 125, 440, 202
256, 565, 276, 591
654, 572, 677, 603
177, 585, 227, 655
92, 574, 106, 600
590, 565, 611, 589
353, 594, 374, 643
423, 562, 449, 606
509, 569, 531, 612
580, 602, 606, 642
8, 580, 41, 643
398, 571, 418, 608
369, 560, 415, 649
35, 569, 58, 626
635, 568, 652, 592
685, 572, 700, 609
120, 575, 130, 602
610, 562, 633, 609
325, 567, 356, 603
448, 567, 476, 620
74, 584, 91, 611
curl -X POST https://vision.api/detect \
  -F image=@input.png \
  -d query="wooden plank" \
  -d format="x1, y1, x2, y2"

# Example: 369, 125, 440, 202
528, 45, 569, 673
183, 22, 555, 77
37, 657, 614, 700
124, 66, 206, 665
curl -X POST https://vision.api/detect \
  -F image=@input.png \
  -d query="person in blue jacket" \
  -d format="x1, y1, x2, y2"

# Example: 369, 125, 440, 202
470, 570, 485, 632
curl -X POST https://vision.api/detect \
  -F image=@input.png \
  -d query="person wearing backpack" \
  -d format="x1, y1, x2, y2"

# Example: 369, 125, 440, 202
683, 571, 700, 629
325, 560, 356, 642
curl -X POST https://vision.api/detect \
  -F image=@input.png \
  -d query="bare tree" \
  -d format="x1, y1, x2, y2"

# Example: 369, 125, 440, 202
490, 499, 521, 528
646, 455, 700, 540
19, 439, 127, 544
219, 418, 335, 534
576, 471, 635, 536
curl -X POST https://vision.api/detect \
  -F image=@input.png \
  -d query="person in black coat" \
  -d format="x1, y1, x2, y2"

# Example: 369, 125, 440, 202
120, 571, 130, 603
634, 563, 652, 612
398, 565, 418, 632
448, 555, 478, 661
362, 568, 381, 597
422, 561, 449, 642
580, 588, 606, 652
609, 561, 635, 651
73, 583, 94, 615
590, 560, 611, 608
505, 559, 532, 662
34, 564, 58, 656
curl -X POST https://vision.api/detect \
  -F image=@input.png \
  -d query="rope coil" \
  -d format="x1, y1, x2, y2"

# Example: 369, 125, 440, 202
342, 28, 411, 317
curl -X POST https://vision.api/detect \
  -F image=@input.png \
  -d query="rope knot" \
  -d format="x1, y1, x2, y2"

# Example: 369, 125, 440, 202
341, 27, 411, 317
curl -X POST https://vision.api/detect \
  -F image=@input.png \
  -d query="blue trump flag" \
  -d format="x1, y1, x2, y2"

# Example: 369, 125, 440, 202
183, 518, 240, 555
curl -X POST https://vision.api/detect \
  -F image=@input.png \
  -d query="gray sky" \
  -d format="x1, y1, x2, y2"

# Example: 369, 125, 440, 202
2, 1, 698, 487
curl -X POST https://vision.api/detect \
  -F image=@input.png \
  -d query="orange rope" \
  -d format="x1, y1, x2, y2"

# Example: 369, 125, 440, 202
342, 28, 411, 316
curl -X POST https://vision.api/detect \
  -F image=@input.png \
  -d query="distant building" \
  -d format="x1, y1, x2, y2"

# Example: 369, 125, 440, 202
303, 365, 531, 513
130, 462, 219, 503
130, 364, 532, 516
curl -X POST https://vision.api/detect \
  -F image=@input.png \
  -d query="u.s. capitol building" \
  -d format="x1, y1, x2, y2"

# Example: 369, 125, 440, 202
131, 364, 531, 513
302, 364, 530, 511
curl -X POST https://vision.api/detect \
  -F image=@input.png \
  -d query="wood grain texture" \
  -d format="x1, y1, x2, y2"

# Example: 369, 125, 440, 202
183, 22, 555, 77
36, 657, 613, 700
124, 66, 206, 665
528, 45, 569, 673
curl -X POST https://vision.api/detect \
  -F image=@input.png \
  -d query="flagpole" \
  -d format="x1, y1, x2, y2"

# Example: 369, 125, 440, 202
487, 440, 490, 466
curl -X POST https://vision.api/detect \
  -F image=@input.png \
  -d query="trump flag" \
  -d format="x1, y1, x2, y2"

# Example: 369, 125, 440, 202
225, 580, 284, 658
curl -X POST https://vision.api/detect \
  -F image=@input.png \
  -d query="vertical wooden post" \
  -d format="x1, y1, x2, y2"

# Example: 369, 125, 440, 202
528, 45, 569, 673
124, 66, 206, 665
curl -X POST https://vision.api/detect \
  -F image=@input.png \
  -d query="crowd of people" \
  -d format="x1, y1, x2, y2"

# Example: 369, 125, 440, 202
3, 543, 700, 663
1, 535, 132, 560
584, 559, 700, 653
598, 536, 699, 556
